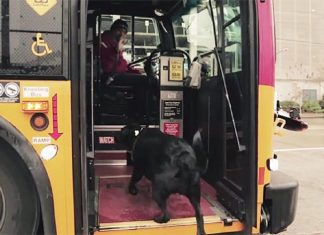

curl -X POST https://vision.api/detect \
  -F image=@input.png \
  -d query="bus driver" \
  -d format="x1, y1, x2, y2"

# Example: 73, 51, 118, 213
100, 19, 157, 122
100, 19, 140, 74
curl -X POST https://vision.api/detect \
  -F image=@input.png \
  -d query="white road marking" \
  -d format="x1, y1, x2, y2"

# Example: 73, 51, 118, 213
274, 147, 324, 152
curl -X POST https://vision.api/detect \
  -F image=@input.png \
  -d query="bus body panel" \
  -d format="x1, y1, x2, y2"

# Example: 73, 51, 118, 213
256, 0, 299, 234
0, 80, 75, 235
255, 85, 275, 233
257, 0, 275, 87
257, 85, 275, 194
256, 0, 275, 196
254, 0, 275, 233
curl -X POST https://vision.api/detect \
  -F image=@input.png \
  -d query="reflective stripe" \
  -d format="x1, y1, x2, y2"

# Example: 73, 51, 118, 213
258, 167, 265, 185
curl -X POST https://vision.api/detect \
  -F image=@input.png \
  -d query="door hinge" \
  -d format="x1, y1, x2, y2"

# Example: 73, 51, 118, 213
222, 217, 233, 226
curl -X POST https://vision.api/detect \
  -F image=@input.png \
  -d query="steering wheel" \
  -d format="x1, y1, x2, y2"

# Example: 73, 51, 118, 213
128, 48, 191, 78
128, 49, 161, 77
127, 56, 150, 68
145, 49, 161, 77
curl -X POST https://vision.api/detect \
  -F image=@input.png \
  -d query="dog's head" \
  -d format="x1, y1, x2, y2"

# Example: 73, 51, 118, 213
119, 123, 142, 150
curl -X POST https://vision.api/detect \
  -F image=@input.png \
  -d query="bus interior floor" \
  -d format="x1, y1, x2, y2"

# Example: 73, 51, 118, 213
96, 165, 225, 225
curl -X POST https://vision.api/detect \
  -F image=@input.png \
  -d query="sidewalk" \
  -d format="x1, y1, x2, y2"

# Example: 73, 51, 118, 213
300, 113, 324, 130
300, 112, 324, 118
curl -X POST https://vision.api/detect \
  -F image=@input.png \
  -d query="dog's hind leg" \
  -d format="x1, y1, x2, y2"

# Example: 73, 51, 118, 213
190, 199, 206, 235
128, 167, 143, 195
152, 187, 170, 223
188, 185, 206, 235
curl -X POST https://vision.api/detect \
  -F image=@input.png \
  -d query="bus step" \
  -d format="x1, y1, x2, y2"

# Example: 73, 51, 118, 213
95, 151, 128, 166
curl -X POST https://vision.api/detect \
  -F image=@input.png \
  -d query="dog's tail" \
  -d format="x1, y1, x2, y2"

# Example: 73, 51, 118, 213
192, 129, 209, 174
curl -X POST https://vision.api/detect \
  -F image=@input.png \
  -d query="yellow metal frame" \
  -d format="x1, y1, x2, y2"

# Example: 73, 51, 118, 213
96, 216, 244, 235
0, 83, 275, 235
0, 80, 75, 235
252, 85, 274, 234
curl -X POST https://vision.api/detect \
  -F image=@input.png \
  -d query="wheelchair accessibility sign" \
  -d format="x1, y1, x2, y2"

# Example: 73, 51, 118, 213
26, 0, 57, 16
32, 33, 52, 57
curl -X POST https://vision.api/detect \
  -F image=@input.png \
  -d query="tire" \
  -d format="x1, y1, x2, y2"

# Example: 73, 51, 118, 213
0, 142, 40, 235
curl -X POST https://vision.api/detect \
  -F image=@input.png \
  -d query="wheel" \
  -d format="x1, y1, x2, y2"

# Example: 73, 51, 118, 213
0, 141, 40, 234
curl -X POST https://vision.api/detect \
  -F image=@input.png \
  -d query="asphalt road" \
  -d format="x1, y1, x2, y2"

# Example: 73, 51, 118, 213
273, 116, 324, 235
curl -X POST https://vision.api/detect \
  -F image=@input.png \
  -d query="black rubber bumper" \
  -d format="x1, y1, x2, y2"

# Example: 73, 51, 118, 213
264, 171, 299, 234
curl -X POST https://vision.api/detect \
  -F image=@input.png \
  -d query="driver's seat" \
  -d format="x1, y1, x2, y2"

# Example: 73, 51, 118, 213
97, 73, 158, 125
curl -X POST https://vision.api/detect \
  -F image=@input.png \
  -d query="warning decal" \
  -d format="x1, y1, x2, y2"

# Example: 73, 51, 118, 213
162, 100, 183, 119
163, 123, 180, 137
99, 136, 115, 144
26, 0, 57, 16
169, 57, 183, 81
32, 137, 52, 145
0, 82, 20, 103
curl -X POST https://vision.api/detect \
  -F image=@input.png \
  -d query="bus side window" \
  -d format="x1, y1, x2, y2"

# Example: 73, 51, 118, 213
223, 1, 242, 74
131, 17, 160, 64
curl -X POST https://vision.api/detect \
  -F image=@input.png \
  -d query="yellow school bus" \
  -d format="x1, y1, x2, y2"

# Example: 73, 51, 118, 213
0, 0, 298, 234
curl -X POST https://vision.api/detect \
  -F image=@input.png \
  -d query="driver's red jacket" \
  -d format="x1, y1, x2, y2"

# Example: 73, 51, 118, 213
101, 31, 140, 74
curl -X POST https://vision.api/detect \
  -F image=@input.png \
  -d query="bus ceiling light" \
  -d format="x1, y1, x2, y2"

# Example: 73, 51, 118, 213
30, 113, 49, 131
22, 101, 49, 112
40, 145, 58, 161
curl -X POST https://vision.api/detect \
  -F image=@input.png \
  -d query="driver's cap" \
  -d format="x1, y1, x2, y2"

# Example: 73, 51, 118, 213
110, 19, 128, 33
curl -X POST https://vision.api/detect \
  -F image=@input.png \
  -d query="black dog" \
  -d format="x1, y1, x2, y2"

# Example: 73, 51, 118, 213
120, 124, 208, 235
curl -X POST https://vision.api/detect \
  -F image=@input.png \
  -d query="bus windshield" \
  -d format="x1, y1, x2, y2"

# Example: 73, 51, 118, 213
173, 0, 242, 74
173, 2, 216, 59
